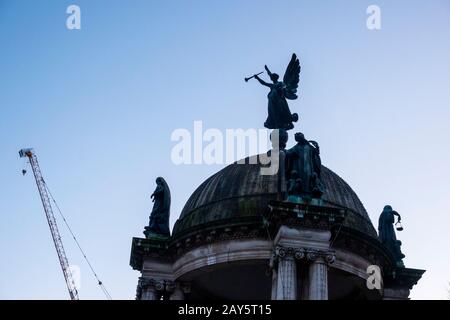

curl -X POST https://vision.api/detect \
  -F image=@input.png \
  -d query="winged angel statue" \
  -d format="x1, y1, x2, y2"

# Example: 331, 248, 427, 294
250, 54, 301, 130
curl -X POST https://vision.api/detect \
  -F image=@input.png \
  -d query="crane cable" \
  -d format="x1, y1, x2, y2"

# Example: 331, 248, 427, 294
43, 179, 112, 300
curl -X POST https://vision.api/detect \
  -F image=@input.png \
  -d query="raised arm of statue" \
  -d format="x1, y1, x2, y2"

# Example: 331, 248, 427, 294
392, 210, 401, 221
254, 74, 272, 88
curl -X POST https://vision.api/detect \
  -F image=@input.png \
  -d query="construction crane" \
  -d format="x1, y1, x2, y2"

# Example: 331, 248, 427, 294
19, 148, 79, 300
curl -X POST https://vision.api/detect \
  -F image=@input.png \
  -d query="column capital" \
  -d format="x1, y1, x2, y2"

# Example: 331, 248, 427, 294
274, 245, 305, 260
273, 246, 334, 265
306, 249, 335, 265
138, 277, 166, 291
136, 277, 168, 299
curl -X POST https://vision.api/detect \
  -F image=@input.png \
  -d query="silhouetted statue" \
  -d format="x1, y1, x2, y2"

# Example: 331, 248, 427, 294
251, 54, 301, 130
378, 205, 405, 267
144, 177, 171, 238
285, 132, 324, 199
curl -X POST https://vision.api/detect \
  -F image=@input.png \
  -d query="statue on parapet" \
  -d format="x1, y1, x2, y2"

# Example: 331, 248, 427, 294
144, 177, 171, 238
378, 205, 405, 268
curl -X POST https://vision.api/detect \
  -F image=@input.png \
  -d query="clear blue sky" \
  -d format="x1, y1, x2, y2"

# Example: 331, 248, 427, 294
1, 0, 449, 299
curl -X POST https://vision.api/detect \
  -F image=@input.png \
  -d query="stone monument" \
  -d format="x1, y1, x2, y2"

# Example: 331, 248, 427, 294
129, 54, 424, 300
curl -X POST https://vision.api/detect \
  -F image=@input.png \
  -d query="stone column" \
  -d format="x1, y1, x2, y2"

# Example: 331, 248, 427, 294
137, 278, 164, 300
273, 246, 304, 300
308, 258, 327, 300
277, 255, 297, 300
307, 251, 334, 300
272, 227, 333, 300
141, 286, 157, 300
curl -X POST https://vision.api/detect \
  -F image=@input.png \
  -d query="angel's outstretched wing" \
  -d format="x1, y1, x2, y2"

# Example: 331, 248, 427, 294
283, 54, 301, 100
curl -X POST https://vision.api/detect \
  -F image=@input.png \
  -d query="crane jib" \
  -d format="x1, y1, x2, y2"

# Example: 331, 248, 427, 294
19, 148, 79, 300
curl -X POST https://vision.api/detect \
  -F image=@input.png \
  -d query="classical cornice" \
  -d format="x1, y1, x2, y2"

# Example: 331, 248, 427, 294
384, 267, 426, 290
266, 199, 347, 231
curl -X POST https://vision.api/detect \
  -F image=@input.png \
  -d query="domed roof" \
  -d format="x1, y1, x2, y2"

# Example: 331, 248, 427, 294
173, 157, 378, 238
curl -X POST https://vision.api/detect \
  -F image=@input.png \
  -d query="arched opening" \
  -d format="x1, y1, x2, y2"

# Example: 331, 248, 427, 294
178, 259, 272, 300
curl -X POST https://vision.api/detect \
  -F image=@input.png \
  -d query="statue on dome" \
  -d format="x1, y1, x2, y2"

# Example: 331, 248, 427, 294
378, 205, 405, 267
285, 132, 324, 200
247, 53, 301, 130
144, 177, 171, 238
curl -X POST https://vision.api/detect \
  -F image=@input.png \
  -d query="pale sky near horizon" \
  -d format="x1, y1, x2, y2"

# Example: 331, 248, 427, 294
1, 0, 450, 300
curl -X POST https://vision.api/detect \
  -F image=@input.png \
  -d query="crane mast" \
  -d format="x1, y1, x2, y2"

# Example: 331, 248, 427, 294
19, 148, 79, 300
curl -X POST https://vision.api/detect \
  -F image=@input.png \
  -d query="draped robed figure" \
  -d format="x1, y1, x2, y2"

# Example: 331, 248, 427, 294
145, 177, 171, 237
378, 205, 405, 266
